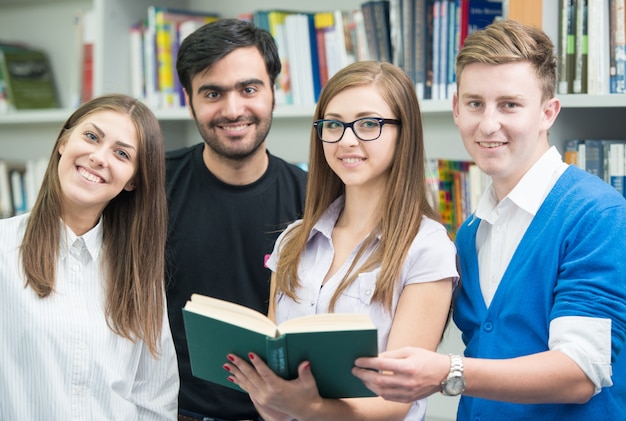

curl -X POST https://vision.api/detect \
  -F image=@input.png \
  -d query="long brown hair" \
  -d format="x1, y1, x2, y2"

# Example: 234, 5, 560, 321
275, 61, 438, 312
20, 94, 167, 357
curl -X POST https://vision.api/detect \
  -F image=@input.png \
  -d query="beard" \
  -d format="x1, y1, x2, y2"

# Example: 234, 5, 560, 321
195, 114, 272, 161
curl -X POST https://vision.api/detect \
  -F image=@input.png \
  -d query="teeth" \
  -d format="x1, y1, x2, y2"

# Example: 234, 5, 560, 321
479, 142, 505, 148
342, 158, 363, 164
223, 124, 248, 132
78, 167, 103, 183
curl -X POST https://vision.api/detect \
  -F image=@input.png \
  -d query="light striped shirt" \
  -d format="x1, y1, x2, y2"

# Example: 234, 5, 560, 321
0, 212, 179, 420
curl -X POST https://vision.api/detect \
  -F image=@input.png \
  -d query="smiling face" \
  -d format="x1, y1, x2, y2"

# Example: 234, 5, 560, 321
57, 110, 138, 221
321, 85, 398, 193
453, 61, 560, 198
185, 46, 274, 162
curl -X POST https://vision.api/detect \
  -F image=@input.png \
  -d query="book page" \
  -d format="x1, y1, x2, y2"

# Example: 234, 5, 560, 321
278, 313, 375, 335
185, 294, 278, 337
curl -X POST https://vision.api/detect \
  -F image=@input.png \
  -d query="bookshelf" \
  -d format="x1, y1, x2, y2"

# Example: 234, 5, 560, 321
0, 2, 625, 418
2, 1, 625, 164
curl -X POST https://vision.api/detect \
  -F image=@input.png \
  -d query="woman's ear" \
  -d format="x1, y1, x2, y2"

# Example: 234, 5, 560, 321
124, 180, 136, 192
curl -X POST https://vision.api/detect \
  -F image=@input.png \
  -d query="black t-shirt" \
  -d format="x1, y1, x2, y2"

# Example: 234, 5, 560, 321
165, 143, 307, 419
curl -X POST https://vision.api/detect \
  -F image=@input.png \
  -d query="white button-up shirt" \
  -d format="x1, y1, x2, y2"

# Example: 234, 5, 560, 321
0, 213, 179, 420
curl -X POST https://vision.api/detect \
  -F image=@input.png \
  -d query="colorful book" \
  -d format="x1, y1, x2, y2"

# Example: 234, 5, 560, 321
182, 294, 378, 399
437, 159, 473, 238
147, 6, 220, 108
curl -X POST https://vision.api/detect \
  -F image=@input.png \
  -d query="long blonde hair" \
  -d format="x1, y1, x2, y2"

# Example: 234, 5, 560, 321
275, 61, 438, 312
20, 94, 167, 357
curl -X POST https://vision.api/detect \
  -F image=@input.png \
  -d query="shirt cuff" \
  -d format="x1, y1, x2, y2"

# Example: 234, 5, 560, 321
549, 316, 613, 395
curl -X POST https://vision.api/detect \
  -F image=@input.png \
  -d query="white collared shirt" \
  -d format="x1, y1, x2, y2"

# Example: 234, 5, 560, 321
0, 213, 179, 420
473, 146, 611, 393
475, 146, 568, 305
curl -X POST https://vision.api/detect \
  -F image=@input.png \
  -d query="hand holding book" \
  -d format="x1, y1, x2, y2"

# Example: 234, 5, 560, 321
182, 293, 378, 398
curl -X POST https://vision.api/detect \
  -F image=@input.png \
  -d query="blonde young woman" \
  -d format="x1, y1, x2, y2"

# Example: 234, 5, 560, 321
0, 94, 178, 420
225, 61, 459, 421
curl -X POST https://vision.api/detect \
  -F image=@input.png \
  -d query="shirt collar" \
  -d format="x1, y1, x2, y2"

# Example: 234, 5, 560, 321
475, 146, 565, 220
309, 195, 383, 242
310, 196, 345, 240
59, 217, 104, 261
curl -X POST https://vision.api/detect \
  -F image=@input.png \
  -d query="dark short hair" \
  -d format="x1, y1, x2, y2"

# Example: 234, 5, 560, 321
176, 18, 281, 97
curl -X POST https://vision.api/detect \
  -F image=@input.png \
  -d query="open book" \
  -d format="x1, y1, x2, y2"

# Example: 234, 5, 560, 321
182, 293, 378, 398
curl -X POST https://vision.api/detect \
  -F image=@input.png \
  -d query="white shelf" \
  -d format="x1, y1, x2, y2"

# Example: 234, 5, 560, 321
2, 95, 624, 127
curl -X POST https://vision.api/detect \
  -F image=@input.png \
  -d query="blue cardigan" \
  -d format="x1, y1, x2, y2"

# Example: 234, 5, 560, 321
454, 165, 626, 420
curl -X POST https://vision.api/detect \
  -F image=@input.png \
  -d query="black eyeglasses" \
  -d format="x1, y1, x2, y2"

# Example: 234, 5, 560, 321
313, 117, 401, 143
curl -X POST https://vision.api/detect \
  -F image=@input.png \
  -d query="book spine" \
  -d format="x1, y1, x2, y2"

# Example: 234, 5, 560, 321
458, 0, 469, 46
432, 1, 441, 100
587, 0, 611, 95
584, 139, 603, 178
608, 142, 625, 196
129, 21, 145, 101
564, 139, 581, 166
447, 0, 459, 99
314, 12, 331, 88
401, 0, 415, 86
361, 2, 380, 60
10, 169, 25, 215
573, 0, 588, 93
558, 0, 571, 94
613, 0, 626, 93
266, 336, 290, 379
389, 0, 403, 67
372, 1, 392, 63
565, 0, 576, 94
156, 18, 176, 108
424, 0, 436, 100
0, 161, 12, 218
267, 11, 293, 105
306, 13, 322, 103
414, 0, 428, 100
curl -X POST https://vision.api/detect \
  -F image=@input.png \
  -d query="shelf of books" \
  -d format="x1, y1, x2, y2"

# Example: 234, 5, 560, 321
1, 0, 625, 221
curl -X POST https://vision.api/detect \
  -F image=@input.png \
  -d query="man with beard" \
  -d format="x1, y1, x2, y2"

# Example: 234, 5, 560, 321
165, 19, 307, 421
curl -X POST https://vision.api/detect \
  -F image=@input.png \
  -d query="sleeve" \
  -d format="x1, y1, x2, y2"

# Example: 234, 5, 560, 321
550, 196, 626, 393
130, 308, 180, 420
266, 219, 303, 272
401, 217, 460, 287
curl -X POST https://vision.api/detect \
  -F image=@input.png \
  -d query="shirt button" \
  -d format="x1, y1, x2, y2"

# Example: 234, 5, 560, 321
365, 289, 372, 296
72, 265, 80, 272
483, 322, 494, 332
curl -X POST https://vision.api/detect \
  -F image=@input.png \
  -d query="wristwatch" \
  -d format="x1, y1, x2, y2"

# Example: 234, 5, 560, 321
441, 354, 466, 396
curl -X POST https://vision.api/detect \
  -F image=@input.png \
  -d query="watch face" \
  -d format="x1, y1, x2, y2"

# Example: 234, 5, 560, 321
445, 376, 466, 395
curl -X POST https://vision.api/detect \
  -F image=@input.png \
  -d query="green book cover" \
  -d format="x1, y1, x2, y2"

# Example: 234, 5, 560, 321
0, 47, 59, 110
182, 294, 378, 399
